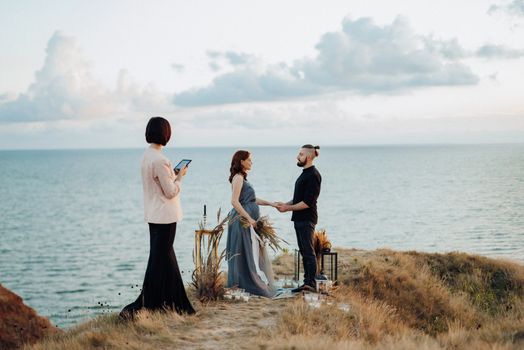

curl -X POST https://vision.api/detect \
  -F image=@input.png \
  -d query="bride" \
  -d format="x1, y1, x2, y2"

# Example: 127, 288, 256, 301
226, 150, 277, 297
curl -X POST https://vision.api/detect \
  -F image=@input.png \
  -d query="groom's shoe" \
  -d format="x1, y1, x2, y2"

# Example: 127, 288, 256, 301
291, 284, 316, 293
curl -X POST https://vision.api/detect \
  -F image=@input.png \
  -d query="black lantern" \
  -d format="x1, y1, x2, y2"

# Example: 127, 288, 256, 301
294, 249, 338, 283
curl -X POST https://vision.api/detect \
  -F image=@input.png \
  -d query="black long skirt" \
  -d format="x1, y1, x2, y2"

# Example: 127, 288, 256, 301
120, 222, 195, 318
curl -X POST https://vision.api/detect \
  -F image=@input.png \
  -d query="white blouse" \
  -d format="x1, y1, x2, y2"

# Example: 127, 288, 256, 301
141, 146, 183, 224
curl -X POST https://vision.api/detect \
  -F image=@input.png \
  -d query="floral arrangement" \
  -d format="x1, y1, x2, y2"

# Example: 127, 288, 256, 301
236, 215, 289, 252
191, 209, 228, 302
313, 229, 332, 255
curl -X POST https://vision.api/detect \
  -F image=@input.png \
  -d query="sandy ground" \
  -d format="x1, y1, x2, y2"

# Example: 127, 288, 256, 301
187, 298, 289, 349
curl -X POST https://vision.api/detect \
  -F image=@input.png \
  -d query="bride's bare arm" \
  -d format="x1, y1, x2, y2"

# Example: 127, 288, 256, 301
231, 174, 256, 227
255, 198, 276, 206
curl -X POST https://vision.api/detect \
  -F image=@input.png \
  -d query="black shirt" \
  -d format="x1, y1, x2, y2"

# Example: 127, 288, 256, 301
291, 166, 322, 224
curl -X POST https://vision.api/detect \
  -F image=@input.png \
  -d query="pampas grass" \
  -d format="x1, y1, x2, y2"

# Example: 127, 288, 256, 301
191, 210, 229, 302
314, 229, 332, 275
313, 229, 331, 255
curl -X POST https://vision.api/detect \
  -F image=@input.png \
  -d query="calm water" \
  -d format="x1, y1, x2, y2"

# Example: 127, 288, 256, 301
0, 145, 523, 328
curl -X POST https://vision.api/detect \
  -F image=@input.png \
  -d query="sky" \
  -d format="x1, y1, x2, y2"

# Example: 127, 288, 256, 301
0, 0, 523, 149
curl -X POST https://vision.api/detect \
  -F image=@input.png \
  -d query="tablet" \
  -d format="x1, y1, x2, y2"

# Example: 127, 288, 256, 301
174, 159, 192, 172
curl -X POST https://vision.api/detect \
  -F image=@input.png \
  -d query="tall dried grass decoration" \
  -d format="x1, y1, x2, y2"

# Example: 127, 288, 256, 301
191, 209, 229, 302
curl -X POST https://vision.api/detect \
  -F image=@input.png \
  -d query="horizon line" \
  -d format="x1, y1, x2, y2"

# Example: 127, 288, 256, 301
0, 141, 523, 152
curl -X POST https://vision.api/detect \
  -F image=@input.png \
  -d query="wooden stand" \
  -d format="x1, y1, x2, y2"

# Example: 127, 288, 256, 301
194, 229, 219, 271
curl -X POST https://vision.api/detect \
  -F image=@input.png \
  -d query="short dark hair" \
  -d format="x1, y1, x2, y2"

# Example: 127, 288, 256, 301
302, 144, 320, 157
145, 117, 171, 146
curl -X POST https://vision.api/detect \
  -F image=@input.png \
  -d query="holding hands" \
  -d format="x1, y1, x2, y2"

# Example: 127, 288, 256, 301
270, 201, 291, 213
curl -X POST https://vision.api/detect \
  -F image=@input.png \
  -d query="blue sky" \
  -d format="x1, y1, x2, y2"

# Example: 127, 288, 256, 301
0, 0, 523, 149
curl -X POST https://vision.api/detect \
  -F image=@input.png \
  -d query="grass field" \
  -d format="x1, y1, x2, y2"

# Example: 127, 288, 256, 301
27, 248, 524, 349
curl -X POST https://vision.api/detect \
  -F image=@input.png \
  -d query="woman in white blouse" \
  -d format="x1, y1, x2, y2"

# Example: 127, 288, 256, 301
120, 117, 195, 319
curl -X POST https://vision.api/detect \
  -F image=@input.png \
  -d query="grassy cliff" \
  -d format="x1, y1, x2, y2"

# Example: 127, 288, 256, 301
28, 249, 524, 349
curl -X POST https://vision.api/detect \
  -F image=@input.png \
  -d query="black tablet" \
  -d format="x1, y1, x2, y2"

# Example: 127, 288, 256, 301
174, 159, 192, 172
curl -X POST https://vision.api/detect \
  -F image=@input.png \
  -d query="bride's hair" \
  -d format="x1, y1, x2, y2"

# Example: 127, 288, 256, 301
229, 150, 250, 183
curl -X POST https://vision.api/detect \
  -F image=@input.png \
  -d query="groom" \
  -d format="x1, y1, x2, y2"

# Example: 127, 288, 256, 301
276, 144, 322, 293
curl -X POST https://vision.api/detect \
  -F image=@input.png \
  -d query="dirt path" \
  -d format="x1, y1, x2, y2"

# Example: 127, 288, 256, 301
169, 297, 290, 349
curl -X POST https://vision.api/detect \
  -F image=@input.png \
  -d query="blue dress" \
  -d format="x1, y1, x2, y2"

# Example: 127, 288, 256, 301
226, 180, 276, 297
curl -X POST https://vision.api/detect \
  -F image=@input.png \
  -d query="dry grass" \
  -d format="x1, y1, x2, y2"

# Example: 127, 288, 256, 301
313, 229, 332, 274
274, 287, 407, 343
27, 249, 524, 350
26, 310, 194, 350
407, 251, 524, 315
27, 297, 286, 350
313, 229, 332, 255
267, 248, 524, 349
191, 212, 228, 302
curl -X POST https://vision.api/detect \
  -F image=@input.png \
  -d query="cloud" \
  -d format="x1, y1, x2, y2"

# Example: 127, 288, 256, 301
205, 50, 253, 73
223, 51, 251, 65
489, 0, 524, 16
164, 96, 524, 147
173, 16, 478, 107
206, 50, 251, 66
171, 63, 185, 73
0, 32, 117, 122
476, 44, 524, 58
0, 32, 170, 123
299, 17, 478, 92
206, 50, 221, 59
424, 38, 467, 59
175, 103, 338, 130
115, 69, 171, 113
208, 61, 222, 72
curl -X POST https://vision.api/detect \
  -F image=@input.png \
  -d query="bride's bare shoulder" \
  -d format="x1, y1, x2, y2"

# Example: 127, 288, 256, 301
232, 173, 245, 182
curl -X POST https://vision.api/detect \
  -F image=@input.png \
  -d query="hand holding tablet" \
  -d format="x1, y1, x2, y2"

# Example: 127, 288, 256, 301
174, 159, 192, 175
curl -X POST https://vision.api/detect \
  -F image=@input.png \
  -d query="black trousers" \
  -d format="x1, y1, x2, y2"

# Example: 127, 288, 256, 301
294, 220, 317, 286
120, 222, 195, 318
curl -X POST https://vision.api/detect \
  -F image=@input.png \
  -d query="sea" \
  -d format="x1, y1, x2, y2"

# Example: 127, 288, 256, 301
0, 144, 523, 328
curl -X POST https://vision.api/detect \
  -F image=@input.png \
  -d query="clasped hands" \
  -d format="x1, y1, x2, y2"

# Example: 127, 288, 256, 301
271, 201, 291, 213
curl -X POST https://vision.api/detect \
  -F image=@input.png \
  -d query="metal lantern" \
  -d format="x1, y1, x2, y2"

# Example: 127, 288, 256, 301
320, 251, 338, 282
294, 249, 338, 284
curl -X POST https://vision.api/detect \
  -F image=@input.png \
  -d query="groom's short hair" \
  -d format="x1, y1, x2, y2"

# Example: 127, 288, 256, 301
146, 116, 171, 146
302, 144, 320, 157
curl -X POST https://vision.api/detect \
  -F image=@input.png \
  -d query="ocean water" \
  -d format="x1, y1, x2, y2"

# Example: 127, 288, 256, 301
0, 145, 523, 328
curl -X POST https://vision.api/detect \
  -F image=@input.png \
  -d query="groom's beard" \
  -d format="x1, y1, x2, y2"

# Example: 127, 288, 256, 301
296, 160, 306, 167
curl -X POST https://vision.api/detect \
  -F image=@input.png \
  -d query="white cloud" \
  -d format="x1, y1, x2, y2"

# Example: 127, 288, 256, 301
223, 51, 252, 66
476, 44, 524, 58
205, 50, 254, 74
1, 15, 522, 149
174, 16, 479, 107
208, 61, 222, 72
0, 32, 170, 123
300, 16, 478, 91
115, 69, 171, 115
171, 63, 185, 73
489, 0, 524, 16
166, 95, 524, 147
0, 32, 115, 122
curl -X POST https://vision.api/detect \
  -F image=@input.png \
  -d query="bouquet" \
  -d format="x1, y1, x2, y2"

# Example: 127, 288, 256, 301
237, 215, 289, 252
